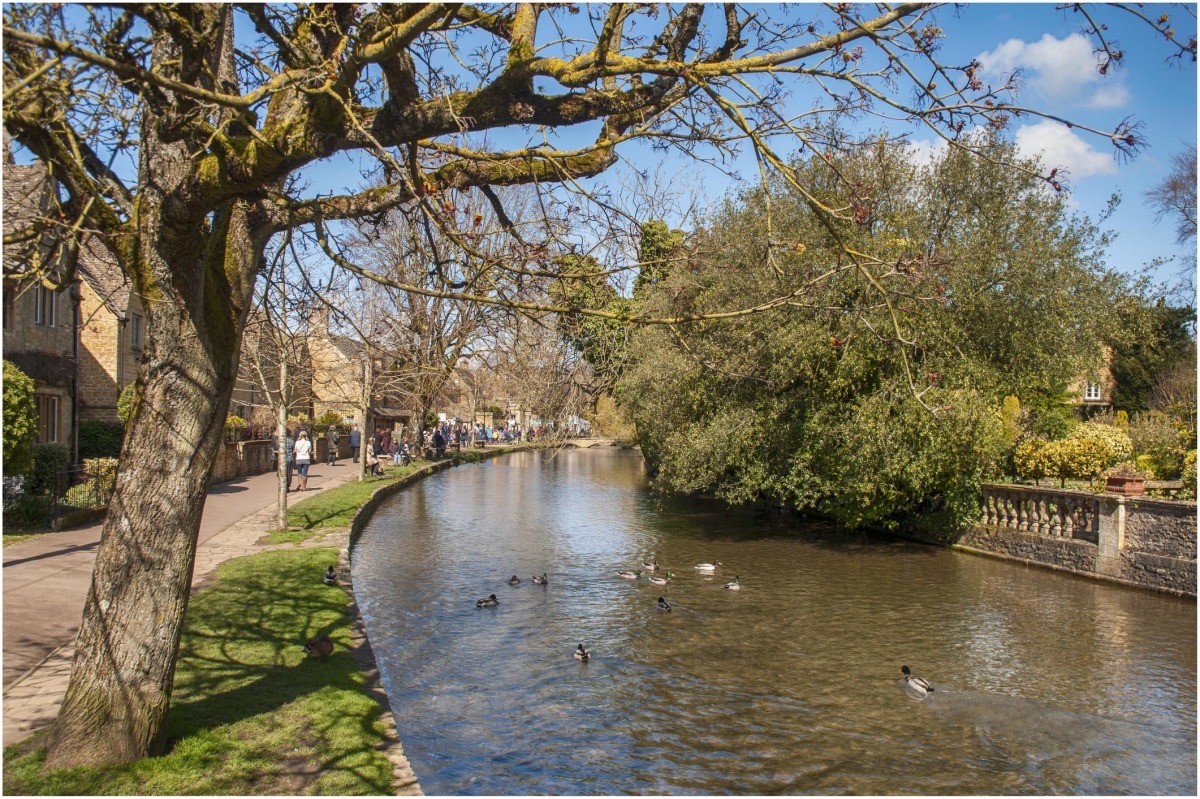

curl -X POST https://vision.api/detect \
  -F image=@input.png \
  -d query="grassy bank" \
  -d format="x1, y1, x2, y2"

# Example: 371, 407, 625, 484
267, 450, 495, 545
3, 547, 394, 795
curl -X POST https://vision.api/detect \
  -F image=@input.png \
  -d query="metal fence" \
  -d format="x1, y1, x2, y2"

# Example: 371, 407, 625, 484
3, 465, 115, 529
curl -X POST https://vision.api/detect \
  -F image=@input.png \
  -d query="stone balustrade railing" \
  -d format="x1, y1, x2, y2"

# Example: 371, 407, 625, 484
968, 483, 1196, 596
980, 484, 1098, 543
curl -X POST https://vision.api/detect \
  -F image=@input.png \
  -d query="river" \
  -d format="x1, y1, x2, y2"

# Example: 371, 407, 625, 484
352, 448, 1196, 795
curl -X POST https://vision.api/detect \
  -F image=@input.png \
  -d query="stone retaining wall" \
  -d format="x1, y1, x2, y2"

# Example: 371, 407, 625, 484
211, 437, 353, 484
957, 484, 1196, 598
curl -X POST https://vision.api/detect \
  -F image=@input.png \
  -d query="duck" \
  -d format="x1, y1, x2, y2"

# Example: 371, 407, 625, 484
323, 565, 338, 585
616, 569, 642, 580
574, 643, 590, 662
476, 593, 499, 608
508, 575, 521, 585
641, 559, 660, 572
647, 570, 673, 586
304, 636, 334, 661
724, 576, 741, 590
900, 665, 934, 698
532, 573, 548, 585
694, 561, 722, 572
656, 596, 672, 612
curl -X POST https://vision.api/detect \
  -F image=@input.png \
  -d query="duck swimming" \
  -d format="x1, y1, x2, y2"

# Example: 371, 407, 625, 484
616, 569, 642, 579
323, 565, 338, 585
476, 593, 499, 608
574, 643, 590, 661
694, 561, 722, 572
641, 559, 659, 572
508, 575, 521, 585
724, 576, 741, 590
656, 596, 672, 612
647, 570, 673, 586
900, 665, 934, 698
532, 573, 548, 585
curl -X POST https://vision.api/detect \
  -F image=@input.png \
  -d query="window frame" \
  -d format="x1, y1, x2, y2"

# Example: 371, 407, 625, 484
1084, 382, 1103, 402
130, 313, 144, 350
32, 285, 55, 327
36, 394, 59, 443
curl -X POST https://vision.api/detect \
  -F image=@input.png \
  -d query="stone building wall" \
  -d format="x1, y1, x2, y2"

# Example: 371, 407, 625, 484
76, 279, 123, 422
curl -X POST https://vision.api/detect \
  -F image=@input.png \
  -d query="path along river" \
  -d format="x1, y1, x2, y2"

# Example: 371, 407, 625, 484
353, 448, 1196, 794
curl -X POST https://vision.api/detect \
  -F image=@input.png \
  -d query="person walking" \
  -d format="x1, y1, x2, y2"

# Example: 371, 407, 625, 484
349, 425, 361, 463
432, 426, 446, 458
293, 430, 313, 491
326, 425, 340, 465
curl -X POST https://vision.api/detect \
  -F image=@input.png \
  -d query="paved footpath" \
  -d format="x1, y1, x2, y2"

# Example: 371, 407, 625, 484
2, 461, 362, 746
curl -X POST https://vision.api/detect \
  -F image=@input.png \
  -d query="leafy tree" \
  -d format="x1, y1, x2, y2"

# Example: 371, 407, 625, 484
621, 136, 1125, 529
2, 360, 38, 475
1, 2, 1188, 768
1109, 301, 1196, 413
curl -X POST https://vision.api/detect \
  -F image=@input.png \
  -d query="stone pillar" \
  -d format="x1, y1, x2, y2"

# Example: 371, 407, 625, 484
1096, 494, 1126, 578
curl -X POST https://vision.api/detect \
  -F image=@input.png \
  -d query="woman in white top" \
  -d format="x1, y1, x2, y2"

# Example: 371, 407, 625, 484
293, 430, 314, 491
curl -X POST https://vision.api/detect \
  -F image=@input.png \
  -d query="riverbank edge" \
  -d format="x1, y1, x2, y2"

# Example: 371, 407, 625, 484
342, 445, 524, 795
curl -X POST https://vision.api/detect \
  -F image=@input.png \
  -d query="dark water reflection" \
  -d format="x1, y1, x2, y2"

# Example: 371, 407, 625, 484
353, 449, 1196, 795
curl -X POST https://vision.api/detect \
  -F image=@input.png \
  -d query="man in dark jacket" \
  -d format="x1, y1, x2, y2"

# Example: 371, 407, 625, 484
349, 426, 361, 462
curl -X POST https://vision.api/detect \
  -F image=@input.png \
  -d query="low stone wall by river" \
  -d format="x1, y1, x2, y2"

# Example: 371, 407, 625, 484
956, 484, 1196, 597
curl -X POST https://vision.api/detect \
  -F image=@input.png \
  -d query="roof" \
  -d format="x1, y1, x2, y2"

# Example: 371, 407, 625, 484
328, 334, 365, 361
2, 163, 55, 275
2, 161, 130, 317
75, 234, 131, 319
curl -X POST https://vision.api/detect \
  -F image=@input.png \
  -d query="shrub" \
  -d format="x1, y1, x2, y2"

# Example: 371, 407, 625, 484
1018, 437, 1113, 487
84, 457, 119, 504
117, 383, 137, 425
315, 411, 344, 428
1069, 422, 1132, 465
27, 443, 71, 495
1181, 450, 1197, 501
1028, 407, 1075, 440
1128, 411, 1186, 480
3, 360, 38, 475
78, 420, 125, 459
1115, 410, 1129, 430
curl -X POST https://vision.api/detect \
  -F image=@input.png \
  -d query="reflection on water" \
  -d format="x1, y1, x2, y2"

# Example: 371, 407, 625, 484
352, 449, 1197, 795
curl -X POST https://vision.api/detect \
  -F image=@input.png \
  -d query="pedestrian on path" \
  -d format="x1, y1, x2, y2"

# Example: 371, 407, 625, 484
326, 425, 339, 465
350, 425, 361, 463
293, 430, 313, 491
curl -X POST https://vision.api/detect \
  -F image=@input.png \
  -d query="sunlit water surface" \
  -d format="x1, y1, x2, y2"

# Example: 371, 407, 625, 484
353, 449, 1196, 795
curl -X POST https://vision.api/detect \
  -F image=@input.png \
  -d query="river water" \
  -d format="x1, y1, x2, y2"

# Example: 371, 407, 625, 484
352, 449, 1196, 795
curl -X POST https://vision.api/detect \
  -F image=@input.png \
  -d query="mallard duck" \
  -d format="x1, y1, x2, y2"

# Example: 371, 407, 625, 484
641, 559, 659, 572
476, 593, 499, 608
508, 575, 521, 585
304, 636, 334, 661
574, 643, 590, 661
532, 573, 548, 585
647, 570, 673, 585
694, 561, 722, 572
323, 565, 338, 585
616, 569, 642, 579
724, 576, 741, 590
900, 665, 934, 697
656, 596, 672, 612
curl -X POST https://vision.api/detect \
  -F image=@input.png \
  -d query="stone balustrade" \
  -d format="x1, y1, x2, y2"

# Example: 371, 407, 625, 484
980, 484, 1097, 543
961, 483, 1196, 597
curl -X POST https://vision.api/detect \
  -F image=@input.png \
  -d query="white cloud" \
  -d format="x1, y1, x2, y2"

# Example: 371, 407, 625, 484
1014, 120, 1118, 178
977, 33, 1128, 109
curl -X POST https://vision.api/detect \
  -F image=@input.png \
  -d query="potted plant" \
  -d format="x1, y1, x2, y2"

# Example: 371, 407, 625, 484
1104, 462, 1148, 496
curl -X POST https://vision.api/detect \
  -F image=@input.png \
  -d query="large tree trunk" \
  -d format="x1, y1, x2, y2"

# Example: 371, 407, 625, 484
44, 18, 266, 765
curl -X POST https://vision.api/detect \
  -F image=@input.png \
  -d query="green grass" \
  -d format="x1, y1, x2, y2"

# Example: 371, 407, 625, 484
2, 532, 46, 547
3, 547, 394, 795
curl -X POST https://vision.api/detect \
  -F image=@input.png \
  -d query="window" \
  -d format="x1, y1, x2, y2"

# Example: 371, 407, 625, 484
32, 285, 55, 327
1084, 382, 1103, 402
130, 313, 144, 350
35, 395, 59, 443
